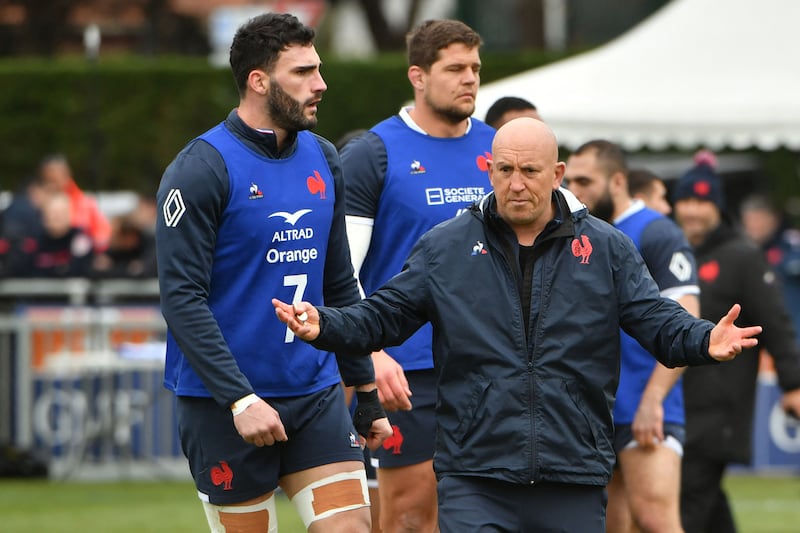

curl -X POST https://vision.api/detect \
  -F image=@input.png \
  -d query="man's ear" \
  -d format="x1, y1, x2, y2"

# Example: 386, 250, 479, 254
486, 158, 496, 187
553, 162, 566, 189
248, 69, 269, 95
610, 171, 627, 195
408, 65, 425, 91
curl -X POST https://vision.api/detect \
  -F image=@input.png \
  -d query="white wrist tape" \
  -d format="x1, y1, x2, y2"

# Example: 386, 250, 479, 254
230, 393, 260, 416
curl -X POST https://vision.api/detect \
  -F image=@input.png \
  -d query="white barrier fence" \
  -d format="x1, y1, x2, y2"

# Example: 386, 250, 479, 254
0, 279, 188, 480
1, 279, 798, 479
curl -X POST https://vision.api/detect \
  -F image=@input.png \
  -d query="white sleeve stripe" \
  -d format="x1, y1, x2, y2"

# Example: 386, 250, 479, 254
661, 285, 700, 301
345, 215, 374, 227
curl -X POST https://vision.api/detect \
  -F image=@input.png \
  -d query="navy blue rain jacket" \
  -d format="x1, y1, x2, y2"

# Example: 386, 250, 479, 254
312, 188, 717, 486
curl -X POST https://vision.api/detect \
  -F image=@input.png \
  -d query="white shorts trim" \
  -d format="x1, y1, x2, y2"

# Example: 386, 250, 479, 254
623, 434, 684, 457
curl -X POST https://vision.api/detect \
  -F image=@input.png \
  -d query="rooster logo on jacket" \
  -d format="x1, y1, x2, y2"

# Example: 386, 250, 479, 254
571, 235, 593, 264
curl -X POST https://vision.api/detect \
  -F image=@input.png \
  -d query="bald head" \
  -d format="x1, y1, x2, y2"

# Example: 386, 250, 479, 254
492, 117, 559, 164
488, 117, 565, 245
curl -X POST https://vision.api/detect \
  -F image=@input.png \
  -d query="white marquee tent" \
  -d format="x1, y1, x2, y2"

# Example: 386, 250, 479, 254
474, 0, 800, 151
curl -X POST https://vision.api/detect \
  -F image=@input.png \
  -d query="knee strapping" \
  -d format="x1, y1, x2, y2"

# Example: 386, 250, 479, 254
202, 493, 278, 533
290, 469, 370, 528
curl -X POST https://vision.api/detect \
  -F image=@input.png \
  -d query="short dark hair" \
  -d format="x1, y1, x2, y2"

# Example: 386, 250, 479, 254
229, 12, 316, 95
572, 139, 627, 177
484, 96, 537, 128
406, 19, 482, 71
627, 168, 663, 198
334, 129, 367, 152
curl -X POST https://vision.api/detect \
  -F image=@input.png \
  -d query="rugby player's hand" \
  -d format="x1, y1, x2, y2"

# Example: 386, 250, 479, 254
781, 388, 800, 421
233, 399, 288, 447
372, 350, 413, 411
353, 388, 392, 451
632, 394, 665, 448
364, 417, 393, 452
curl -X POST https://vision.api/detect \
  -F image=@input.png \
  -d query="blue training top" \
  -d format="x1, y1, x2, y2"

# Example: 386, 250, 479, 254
614, 203, 699, 425
342, 114, 495, 370
163, 124, 346, 399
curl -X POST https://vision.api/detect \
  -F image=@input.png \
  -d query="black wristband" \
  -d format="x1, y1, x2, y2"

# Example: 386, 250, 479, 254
353, 389, 386, 437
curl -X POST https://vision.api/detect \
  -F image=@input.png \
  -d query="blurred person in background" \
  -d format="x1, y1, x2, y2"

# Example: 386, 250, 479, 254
1, 175, 48, 243
335, 129, 367, 152
673, 151, 800, 533
628, 168, 672, 217
92, 193, 159, 279
564, 140, 699, 533
9, 191, 93, 278
339, 18, 494, 532
37, 153, 111, 252
0, 175, 49, 276
127, 193, 158, 237
484, 95, 541, 129
155, 12, 390, 533
739, 194, 800, 339
91, 213, 157, 278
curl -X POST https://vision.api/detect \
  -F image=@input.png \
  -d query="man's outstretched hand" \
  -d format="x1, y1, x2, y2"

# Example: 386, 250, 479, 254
708, 304, 762, 362
273, 299, 320, 341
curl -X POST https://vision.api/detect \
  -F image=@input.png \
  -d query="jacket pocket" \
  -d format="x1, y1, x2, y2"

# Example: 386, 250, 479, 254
453, 377, 529, 455
452, 378, 491, 445
536, 378, 611, 476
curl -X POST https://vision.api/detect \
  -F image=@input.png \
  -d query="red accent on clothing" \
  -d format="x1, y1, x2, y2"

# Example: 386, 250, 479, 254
210, 460, 234, 490
307, 170, 327, 199
698, 260, 720, 283
382, 424, 404, 454
64, 179, 111, 252
475, 152, 492, 172
571, 235, 593, 264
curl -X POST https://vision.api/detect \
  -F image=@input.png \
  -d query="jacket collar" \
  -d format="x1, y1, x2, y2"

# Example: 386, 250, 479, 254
559, 187, 588, 220
224, 109, 299, 159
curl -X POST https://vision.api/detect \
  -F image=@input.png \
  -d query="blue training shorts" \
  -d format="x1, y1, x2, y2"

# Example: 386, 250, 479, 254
177, 384, 366, 505
370, 368, 436, 469
613, 422, 686, 457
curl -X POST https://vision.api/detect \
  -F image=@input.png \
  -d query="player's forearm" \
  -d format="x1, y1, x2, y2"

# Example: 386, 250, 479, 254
676, 293, 700, 318
641, 364, 685, 405
637, 292, 695, 403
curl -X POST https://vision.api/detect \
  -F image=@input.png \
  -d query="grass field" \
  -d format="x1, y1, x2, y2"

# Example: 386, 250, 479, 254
1, 473, 798, 532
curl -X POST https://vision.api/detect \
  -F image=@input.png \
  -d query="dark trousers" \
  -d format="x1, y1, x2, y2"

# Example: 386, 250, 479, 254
438, 475, 606, 533
680, 455, 738, 533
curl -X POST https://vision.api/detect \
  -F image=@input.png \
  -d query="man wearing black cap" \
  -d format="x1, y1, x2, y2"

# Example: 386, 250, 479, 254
673, 151, 800, 533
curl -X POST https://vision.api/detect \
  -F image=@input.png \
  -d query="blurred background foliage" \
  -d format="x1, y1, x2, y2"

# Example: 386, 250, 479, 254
0, 49, 568, 194
0, 0, 795, 216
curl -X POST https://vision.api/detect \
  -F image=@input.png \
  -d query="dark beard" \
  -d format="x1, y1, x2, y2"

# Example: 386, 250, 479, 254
593, 192, 615, 223
425, 93, 473, 125
435, 106, 473, 125
267, 79, 317, 131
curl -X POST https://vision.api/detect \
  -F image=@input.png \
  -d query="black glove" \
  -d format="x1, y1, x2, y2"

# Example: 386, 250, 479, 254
352, 389, 386, 438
